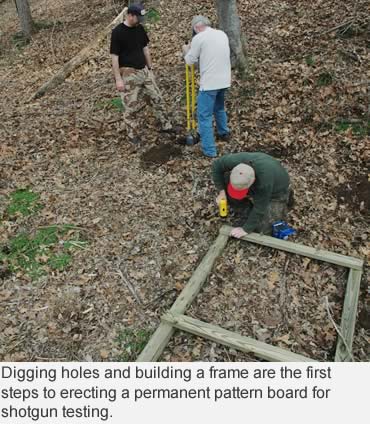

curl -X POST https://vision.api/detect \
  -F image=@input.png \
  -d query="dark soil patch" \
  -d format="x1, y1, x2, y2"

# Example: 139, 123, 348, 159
140, 143, 183, 166
337, 174, 370, 214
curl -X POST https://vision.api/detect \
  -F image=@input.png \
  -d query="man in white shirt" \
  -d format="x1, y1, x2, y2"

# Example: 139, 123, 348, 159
183, 16, 231, 158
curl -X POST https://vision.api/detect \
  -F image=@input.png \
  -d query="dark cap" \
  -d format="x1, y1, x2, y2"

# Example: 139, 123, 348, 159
127, 5, 146, 17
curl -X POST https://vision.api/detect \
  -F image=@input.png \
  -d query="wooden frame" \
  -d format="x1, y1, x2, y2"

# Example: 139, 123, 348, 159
138, 225, 363, 362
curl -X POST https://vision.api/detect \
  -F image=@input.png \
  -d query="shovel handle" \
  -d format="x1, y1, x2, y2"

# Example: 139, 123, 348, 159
191, 64, 196, 130
185, 65, 191, 131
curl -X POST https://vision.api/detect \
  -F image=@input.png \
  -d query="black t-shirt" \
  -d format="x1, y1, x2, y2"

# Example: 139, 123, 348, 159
110, 23, 149, 69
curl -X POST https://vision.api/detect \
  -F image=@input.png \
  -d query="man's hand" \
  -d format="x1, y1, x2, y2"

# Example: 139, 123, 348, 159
115, 78, 124, 92
216, 190, 226, 206
230, 227, 247, 239
182, 43, 190, 57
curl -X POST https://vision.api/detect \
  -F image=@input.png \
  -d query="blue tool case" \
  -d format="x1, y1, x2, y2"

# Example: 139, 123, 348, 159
272, 221, 296, 240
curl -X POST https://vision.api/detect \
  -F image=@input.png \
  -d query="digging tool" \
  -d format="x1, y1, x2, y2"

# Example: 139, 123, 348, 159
185, 63, 199, 145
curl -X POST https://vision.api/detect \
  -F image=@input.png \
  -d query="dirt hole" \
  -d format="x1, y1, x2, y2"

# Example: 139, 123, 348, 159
140, 143, 182, 166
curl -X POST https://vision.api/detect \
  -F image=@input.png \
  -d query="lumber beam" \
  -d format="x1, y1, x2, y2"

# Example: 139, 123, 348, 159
335, 268, 362, 361
220, 226, 363, 270
137, 228, 229, 361
163, 312, 314, 362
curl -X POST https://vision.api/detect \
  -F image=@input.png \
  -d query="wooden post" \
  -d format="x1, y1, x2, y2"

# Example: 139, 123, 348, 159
220, 226, 363, 270
137, 228, 229, 361
335, 269, 362, 361
137, 224, 363, 362
163, 312, 315, 362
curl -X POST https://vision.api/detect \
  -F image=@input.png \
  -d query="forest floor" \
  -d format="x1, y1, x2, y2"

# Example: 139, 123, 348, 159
0, 0, 369, 362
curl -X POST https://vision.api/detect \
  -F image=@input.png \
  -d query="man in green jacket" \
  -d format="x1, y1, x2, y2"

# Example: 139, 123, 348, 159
212, 152, 291, 238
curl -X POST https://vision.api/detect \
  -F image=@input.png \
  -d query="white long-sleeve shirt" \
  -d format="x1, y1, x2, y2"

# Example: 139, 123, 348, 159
185, 27, 231, 91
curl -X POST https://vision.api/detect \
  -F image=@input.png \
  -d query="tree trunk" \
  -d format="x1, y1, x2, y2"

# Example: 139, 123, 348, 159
215, 0, 247, 75
14, 0, 34, 39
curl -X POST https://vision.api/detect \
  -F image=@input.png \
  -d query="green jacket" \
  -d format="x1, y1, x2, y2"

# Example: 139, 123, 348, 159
212, 152, 290, 232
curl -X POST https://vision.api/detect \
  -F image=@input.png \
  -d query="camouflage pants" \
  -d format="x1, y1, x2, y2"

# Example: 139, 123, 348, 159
232, 191, 290, 235
119, 67, 172, 140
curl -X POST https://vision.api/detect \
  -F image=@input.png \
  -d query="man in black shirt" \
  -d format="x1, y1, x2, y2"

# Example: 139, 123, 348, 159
110, 4, 173, 144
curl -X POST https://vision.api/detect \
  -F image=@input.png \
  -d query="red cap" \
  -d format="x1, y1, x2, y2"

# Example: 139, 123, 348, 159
227, 182, 249, 200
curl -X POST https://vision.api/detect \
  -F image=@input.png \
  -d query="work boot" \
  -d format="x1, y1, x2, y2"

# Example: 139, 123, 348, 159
176, 132, 200, 146
217, 132, 231, 142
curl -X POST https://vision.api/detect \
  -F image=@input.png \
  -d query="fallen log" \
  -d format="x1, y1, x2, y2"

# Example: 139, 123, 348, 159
28, 7, 127, 101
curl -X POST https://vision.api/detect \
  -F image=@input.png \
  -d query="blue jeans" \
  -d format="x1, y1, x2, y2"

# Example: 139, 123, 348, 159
197, 89, 229, 157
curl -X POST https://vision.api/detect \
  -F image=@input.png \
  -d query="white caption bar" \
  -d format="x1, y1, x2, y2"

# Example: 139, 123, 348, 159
0, 363, 368, 423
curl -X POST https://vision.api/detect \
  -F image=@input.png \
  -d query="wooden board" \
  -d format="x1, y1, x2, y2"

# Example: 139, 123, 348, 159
163, 312, 314, 362
220, 226, 363, 270
137, 225, 363, 362
137, 231, 229, 361
335, 268, 363, 361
